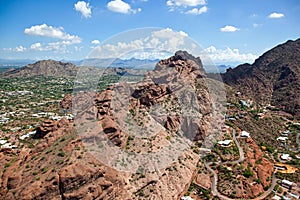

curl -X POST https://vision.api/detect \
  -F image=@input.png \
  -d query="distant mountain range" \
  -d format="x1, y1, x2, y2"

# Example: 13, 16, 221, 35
0, 59, 36, 67
2, 38, 299, 118
0, 57, 231, 72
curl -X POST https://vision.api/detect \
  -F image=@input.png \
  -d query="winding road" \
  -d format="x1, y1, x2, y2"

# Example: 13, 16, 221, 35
205, 128, 278, 200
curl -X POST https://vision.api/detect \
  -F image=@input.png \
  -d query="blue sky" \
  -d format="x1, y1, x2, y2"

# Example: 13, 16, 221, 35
0, 0, 299, 65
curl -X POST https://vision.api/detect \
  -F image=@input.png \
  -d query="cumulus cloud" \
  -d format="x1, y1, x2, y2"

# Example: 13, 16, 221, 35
88, 28, 193, 60
74, 1, 92, 18
3, 46, 27, 52
15, 46, 26, 52
252, 23, 262, 28
268, 12, 284, 19
107, 0, 141, 14
167, 0, 206, 7
186, 6, 207, 15
203, 46, 257, 64
24, 24, 81, 44
220, 25, 240, 32
91, 40, 100, 44
30, 42, 43, 51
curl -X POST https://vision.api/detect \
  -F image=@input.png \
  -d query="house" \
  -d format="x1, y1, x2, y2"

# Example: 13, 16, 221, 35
281, 179, 293, 189
0, 139, 7, 145
241, 131, 250, 138
218, 140, 232, 147
32, 114, 39, 118
277, 137, 288, 142
181, 196, 194, 200
0, 117, 9, 123
272, 195, 281, 200
280, 154, 290, 160
282, 196, 291, 200
20, 131, 36, 140
289, 193, 299, 199
49, 115, 62, 120
1, 143, 17, 149
239, 100, 250, 107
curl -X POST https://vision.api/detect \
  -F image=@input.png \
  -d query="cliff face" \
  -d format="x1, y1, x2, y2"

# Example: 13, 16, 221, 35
1, 51, 223, 199
223, 38, 300, 118
3, 60, 78, 77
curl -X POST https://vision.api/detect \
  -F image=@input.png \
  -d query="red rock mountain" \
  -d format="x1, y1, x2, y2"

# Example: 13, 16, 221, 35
0, 51, 224, 199
223, 38, 300, 118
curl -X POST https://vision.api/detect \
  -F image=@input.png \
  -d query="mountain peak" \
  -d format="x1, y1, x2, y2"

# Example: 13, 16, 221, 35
223, 38, 300, 118
3, 60, 78, 77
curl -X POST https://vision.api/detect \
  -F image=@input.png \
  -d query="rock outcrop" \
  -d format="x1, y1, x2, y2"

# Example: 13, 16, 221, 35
0, 51, 222, 199
60, 94, 72, 110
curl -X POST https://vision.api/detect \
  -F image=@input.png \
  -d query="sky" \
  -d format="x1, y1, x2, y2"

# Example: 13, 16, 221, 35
0, 0, 299, 65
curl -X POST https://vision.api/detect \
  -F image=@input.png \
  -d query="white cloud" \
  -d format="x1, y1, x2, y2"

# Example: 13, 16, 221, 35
252, 23, 262, 28
30, 42, 42, 51
107, 0, 140, 14
186, 6, 207, 15
88, 28, 193, 60
15, 46, 26, 52
3, 46, 27, 52
24, 24, 81, 44
167, 0, 206, 7
203, 46, 257, 64
74, 1, 92, 18
91, 40, 100, 44
220, 25, 240, 32
268, 12, 284, 19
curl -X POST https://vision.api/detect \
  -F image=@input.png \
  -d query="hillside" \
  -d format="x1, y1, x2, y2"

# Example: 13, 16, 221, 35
3, 60, 78, 77
223, 38, 300, 118
0, 51, 224, 199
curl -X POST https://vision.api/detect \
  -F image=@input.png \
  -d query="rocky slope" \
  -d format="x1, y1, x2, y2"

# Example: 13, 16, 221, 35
0, 51, 223, 199
223, 38, 300, 119
3, 60, 78, 77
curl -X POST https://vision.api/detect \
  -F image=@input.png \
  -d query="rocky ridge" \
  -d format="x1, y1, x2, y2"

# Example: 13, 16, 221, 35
3, 60, 78, 77
223, 38, 300, 119
0, 51, 222, 199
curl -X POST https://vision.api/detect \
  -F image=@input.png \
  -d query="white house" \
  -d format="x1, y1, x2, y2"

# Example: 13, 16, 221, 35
241, 131, 250, 138
1, 143, 17, 149
272, 195, 281, 200
181, 196, 194, 200
20, 131, 36, 140
281, 179, 293, 189
0, 139, 7, 145
240, 100, 250, 107
283, 130, 290, 134
0, 117, 9, 123
277, 137, 288, 142
280, 154, 290, 160
218, 140, 232, 147
289, 193, 299, 199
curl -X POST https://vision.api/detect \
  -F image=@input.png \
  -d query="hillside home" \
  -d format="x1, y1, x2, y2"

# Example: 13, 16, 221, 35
280, 154, 290, 161
277, 137, 288, 142
0, 139, 7, 145
1, 143, 17, 149
241, 131, 250, 138
218, 140, 232, 147
281, 179, 293, 189
239, 99, 250, 107
272, 195, 281, 200
181, 196, 194, 200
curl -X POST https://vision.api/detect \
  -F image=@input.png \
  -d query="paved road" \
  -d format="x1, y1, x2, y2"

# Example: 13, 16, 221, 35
205, 128, 277, 200
229, 129, 244, 164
